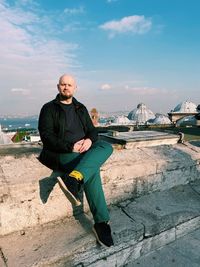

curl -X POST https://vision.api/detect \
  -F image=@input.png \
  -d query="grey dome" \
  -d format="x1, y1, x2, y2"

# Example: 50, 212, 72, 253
173, 101, 197, 113
128, 103, 155, 124
113, 116, 130, 125
149, 114, 172, 125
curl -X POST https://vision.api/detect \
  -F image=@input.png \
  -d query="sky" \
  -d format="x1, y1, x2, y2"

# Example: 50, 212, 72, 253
0, 0, 200, 116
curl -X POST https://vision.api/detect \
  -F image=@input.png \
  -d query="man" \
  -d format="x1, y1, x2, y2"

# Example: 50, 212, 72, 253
38, 74, 114, 247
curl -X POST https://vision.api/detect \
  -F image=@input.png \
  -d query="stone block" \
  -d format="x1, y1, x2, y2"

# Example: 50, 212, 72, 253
1, 142, 200, 235
141, 228, 175, 255
176, 216, 200, 239
123, 184, 200, 237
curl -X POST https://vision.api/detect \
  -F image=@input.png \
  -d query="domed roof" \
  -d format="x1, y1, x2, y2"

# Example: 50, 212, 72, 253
149, 114, 172, 125
172, 101, 197, 113
128, 103, 155, 124
113, 116, 130, 125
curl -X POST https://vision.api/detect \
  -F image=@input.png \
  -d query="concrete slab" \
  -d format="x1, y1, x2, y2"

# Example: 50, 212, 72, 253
0, 214, 95, 267
129, 228, 200, 267
0, 205, 143, 267
1, 182, 200, 267
122, 182, 200, 236
130, 244, 200, 267
1, 142, 200, 235
100, 130, 179, 148
190, 180, 200, 194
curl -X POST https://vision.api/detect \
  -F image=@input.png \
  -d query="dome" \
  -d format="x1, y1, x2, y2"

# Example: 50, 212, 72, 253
173, 101, 197, 113
149, 114, 172, 125
113, 116, 130, 125
128, 103, 155, 124
176, 115, 197, 127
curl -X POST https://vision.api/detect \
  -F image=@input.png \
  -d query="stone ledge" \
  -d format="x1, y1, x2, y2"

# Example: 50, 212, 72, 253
1, 142, 200, 235
1, 181, 200, 267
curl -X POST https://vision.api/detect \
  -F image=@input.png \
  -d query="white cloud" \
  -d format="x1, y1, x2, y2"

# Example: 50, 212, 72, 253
0, 1, 80, 115
100, 83, 112, 90
11, 88, 30, 95
100, 15, 152, 37
64, 6, 85, 15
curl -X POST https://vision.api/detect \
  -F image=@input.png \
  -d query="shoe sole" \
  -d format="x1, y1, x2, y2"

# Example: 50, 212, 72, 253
92, 227, 110, 248
57, 176, 81, 206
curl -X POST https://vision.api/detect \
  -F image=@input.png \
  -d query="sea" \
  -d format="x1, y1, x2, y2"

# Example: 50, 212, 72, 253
0, 117, 39, 131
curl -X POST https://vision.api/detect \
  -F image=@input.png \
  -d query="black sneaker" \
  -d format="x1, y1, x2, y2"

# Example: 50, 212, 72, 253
57, 175, 81, 206
93, 222, 114, 247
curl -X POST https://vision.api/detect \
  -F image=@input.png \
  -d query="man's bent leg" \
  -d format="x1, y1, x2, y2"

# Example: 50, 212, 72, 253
84, 170, 109, 223
84, 170, 114, 247
69, 140, 113, 183
59, 145, 114, 247
59, 152, 83, 205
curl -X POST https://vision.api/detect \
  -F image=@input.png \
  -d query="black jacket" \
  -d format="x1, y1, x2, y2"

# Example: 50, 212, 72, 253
38, 94, 98, 170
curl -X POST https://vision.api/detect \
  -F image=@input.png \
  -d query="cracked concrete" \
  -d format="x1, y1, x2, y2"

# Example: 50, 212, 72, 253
128, 228, 200, 267
1, 181, 200, 267
0, 247, 8, 267
1, 141, 200, 266
1, 142, 200, 236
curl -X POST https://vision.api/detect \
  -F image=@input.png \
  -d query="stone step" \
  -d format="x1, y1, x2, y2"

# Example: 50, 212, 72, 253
1, 180, 200, 267
100, 130, 180, 148
0, 142, 200, 235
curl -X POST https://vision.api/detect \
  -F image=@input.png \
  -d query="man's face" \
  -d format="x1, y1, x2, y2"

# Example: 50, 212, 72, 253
57, 76, 76, 100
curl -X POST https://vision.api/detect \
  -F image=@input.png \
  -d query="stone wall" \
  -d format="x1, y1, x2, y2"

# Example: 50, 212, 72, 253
0, 142, 200, 236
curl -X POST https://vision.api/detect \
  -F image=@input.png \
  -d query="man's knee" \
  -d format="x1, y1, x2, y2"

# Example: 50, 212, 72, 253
94, 140, 113, 155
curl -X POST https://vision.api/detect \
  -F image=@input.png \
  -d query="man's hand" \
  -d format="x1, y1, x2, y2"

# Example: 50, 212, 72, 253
73, 139, 84, 153
79, 138, 92, 153
73, 138, 92, 153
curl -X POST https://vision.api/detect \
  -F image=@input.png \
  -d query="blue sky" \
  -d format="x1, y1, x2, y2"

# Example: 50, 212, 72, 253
0, 0, 199, 116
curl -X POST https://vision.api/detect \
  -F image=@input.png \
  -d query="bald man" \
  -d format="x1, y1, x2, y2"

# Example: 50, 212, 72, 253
38, 74, 114, 247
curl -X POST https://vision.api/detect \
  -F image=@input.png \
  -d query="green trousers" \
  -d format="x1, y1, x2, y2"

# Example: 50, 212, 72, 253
59, 140, 113, 223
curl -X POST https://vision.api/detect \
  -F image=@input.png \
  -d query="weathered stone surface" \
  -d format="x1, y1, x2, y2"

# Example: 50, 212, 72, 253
190, 179, 200, 194
128, 228, 200, 267
0, 214, 94, 267
1, 182, 200, 267
122, 183, 200, 237
1, 142, 200, 235
100, 131, 179, 149
109, 206, 144, 245
176, 216, 200, 238
140, 228, 176, 255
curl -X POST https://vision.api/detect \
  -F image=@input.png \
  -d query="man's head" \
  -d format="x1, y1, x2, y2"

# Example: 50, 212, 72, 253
57, 74, 77, 102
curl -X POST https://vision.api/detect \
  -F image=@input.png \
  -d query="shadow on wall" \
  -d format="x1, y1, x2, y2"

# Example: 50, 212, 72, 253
39, 171, 92, 229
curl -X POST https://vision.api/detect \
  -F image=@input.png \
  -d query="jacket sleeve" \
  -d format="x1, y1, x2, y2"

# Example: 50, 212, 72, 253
83, 108, 98, 143
38, 104, 73, 152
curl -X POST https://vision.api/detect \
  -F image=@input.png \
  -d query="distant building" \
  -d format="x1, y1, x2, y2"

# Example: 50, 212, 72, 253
0, 124, 13, 144
168, 101, 198, 123
90, 108, 99, 126
148, 113, 172, 125
128, 103, 155, 125
30, 133, 41, 142
112, 116, 131, 125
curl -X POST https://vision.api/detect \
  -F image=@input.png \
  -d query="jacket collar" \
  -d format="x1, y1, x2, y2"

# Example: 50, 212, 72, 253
53, 94, 84, 109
